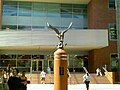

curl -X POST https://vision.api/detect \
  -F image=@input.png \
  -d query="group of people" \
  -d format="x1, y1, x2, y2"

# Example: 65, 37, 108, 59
3, 68, 28, 90
40, 68, 91, 90
1, 66, 106, 90
96, 67, 105, 76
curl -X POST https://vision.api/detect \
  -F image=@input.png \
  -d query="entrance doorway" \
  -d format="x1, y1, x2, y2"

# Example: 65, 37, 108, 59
32, 59, 43, 72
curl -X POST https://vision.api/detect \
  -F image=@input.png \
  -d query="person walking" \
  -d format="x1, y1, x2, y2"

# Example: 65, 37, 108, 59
40, 70, 46, 84
3, 70, 8, 90
96, 68, 102, 76
83, 73, 90, 90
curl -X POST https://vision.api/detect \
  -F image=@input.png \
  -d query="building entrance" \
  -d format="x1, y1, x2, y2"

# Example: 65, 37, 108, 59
0, 54, 88, 73
32, 60, 43, 72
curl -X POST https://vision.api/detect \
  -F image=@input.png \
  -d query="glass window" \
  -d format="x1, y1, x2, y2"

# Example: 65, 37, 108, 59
17, 55, 31, 59
32, 2, 45, 17
48, 60, 54, 71
38, 61, 42, 71
0, 54, 47, 73
31, 55, 43, 71
109, 24, 117, 40
2, 1, 88, 30
68, 55, 74, 72
61, 13, 72, 18
68, 55, 84, 72
3, 1, 17, 5
0, 54, 16, 59
32, 55, 40, 59
32, 60, 43, 71
32, 60, 37, 71
17, 60, 31, 67
73, 4, 87, 8
2, 25, 17, 30
47, 8, 60, 17
60, 4, 72, 18
73, 57, 83, 72
111, 54, 118, 72
32, 26, 45, 30
0, 54, 17, 70
40, 55, 44, 59
32, 7, 45, 17
0, 60, 16, 67
18, 25, 31, 30
46, 3, 60, 17
2, 1, 17, 16
109, 0, 116, 9
17, 55, 31, 67
18, 2, 32, 16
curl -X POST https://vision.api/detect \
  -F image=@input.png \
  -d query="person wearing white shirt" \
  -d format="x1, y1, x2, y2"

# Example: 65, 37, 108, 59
83, 73, 90, 90
40, 70, 46, 84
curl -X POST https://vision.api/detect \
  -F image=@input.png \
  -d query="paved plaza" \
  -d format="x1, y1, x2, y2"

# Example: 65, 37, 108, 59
27, 84, 120, 90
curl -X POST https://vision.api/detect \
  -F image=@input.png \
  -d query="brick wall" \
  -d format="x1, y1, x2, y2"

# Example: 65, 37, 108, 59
88, 0, 117, 72
88, 0, 116, 29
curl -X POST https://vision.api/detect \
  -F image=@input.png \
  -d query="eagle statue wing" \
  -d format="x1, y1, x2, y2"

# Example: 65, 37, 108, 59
63, 22, 72, 33
47, 22, 59, 35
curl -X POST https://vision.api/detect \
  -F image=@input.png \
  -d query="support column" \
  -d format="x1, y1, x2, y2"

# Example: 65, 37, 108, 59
54, 49, 68, 90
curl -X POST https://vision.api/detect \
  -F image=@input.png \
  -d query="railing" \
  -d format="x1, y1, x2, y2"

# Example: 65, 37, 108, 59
102, 67, 112, 77
83, 67, 89, 74
102, 67, 115, 83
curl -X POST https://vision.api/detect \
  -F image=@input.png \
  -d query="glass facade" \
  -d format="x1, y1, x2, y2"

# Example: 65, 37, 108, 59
0, 54, 87, 73
2, 1, 88, 30
0, 54, 46, 72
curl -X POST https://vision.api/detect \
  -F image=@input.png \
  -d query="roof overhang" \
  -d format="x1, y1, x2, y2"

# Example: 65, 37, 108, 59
0, 29, 108, 54
0, 45, 106, 55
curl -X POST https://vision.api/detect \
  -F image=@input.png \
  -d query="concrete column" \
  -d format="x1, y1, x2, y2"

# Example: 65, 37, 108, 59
54, 49, 68, 90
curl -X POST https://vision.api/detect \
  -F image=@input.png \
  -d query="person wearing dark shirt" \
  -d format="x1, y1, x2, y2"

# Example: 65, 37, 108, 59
8, 68, 21, 90
20, 71, 27, 90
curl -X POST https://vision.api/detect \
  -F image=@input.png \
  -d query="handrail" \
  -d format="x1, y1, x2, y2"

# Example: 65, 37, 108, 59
83, 67, 89, 74
102, 67, 114, 83
102, 67, 112, 78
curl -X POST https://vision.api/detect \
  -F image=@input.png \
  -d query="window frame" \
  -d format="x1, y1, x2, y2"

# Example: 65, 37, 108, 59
109, 0, 116, 9
110, 53, 119, 72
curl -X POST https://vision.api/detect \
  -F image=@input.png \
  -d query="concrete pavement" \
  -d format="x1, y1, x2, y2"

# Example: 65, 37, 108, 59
27, 84, 120, 90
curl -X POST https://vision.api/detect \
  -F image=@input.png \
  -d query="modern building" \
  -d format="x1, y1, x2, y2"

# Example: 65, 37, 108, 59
0, 0, 119, 81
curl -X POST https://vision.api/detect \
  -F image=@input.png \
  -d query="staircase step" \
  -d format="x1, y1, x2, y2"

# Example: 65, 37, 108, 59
26, 73, 111, 84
